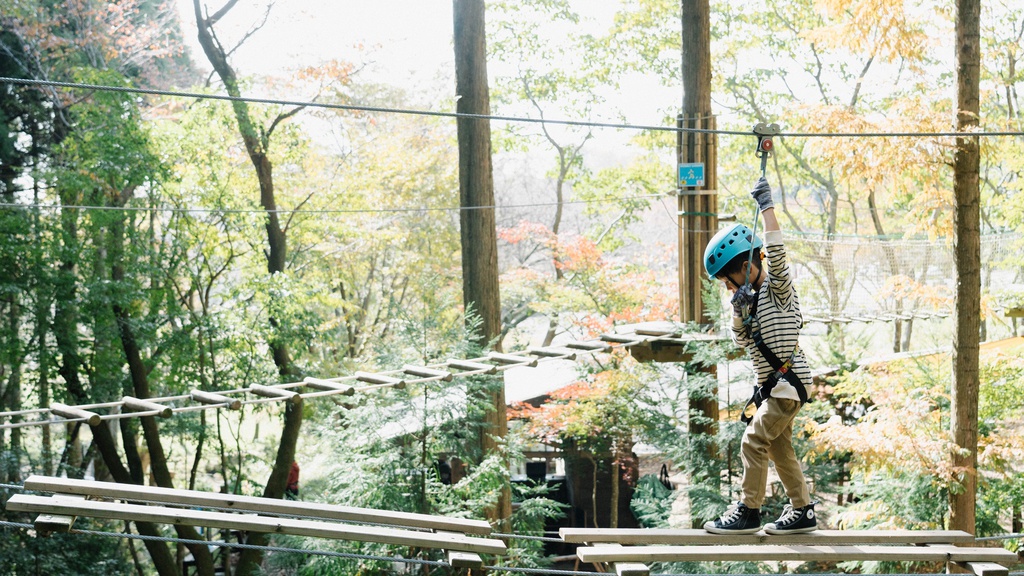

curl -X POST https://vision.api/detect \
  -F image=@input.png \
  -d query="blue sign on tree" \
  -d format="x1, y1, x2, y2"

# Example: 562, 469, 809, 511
678, 163, 705, 187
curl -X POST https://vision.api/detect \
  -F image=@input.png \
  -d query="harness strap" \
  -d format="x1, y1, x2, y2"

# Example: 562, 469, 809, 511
740, 328, 809, 424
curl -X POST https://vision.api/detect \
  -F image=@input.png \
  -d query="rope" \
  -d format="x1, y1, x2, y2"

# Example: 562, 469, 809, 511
3, 76, 1024, 138
0, 192, 668, 215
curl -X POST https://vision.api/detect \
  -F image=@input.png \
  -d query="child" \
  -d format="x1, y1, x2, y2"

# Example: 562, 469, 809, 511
702, 177, 816, 535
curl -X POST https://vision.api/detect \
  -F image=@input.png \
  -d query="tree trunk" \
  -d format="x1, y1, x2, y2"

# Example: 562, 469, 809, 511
950, 0, 981, 536
193, 5, 303, 571
110, 206, 216, 575
453, 0, 511, 529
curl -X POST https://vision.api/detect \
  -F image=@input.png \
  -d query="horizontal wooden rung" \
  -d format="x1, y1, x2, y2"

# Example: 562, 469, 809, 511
302, 377, 356, 395
248, 384, 302, 404
50, 403, 101, 427
190, 390, 241, 410
600, 334, 643, 344
402, 366, 454, 382
486, 352, 537, 367
445, 360, 497, 374
565, 341, 612, 352
527, 347, 577, 360
634, 328, 679, 337
559, 528, 976, 545
354, 372, 406, 388
121, 396, 172, 418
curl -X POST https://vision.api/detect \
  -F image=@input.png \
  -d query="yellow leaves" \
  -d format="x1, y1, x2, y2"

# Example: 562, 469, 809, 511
788, 98, 954, 235
296, 60, 356, 86
876, 275, 953, 311
806, 0, 934, 65
809, 355, 959, 479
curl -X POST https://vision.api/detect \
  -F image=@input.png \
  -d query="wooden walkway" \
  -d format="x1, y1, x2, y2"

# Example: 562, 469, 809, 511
8, 475, 505, 568
7, 476, 1020, 575
562, 527, 1017, 576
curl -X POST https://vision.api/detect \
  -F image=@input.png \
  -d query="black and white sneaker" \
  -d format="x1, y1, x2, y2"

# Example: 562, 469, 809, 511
704, 501, 762, 534
764, 501, 817, 534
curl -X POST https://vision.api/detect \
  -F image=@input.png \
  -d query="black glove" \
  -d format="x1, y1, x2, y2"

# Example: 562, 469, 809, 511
750, 176, 773, 212
731, 284, 756, 320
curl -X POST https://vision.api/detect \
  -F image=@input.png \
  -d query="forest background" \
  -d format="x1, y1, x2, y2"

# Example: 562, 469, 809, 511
1, 0, 1023, 575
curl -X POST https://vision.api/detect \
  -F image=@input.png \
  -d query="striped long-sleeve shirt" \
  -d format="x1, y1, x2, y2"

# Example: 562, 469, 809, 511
730, 230, 810, 402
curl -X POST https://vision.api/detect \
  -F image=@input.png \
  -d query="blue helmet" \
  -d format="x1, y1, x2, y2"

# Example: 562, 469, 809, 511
704, 224, 763, 277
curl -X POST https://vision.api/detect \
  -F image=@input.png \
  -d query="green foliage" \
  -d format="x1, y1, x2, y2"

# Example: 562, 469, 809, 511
629, 473, 675, 528
0, 519, 133, 576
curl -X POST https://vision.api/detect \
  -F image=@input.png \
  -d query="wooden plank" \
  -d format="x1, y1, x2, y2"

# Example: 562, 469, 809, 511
33, 513, 76, 535
960, 562, 1010, 576
446, 550, 483, 569
615, 563, 650, 576
354, 372, 406, 389
402, 366, 454, 382
190, 390, 241, 410
302, 377, 356, 395
527, 347, 577, 360
22, 475, 492, 535
7, 495, 506, 555
487, 352, 537, 367
590, 542, 649, 576
564, 341, 612, 352
560, 528, 975, 545
575, 544, 1018, 564
248, 384, 302, 404
600, 334, 644, 345
121, 396, 172, 418
445, 360, 497, 375
50, 403, 100, 426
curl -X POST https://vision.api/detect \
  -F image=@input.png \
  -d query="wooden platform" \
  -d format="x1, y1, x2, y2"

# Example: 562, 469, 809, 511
561, 527, 975, 545
12, 475, 506, 568
23, 475, 491, 534
562, 528, 1016, 576
7, 494, 506, 556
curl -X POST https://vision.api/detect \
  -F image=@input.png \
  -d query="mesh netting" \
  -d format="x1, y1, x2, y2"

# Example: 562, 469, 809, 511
784, 231, 1022, 323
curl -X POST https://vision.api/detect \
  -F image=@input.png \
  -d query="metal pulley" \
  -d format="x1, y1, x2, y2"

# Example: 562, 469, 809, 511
753, 122, 780, 176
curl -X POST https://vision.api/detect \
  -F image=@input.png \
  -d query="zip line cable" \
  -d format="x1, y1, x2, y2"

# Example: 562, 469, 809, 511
0, 192, 668, 215
3, 76, 1024, 138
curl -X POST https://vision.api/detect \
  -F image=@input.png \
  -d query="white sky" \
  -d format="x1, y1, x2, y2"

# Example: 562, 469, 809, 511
178, 0, 456, 83
175, 0, 680, 126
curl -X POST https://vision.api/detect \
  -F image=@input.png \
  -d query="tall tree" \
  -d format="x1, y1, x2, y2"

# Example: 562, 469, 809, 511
192, 1, 304, 572
453, 0, 511, 527
950, 0, 981, 535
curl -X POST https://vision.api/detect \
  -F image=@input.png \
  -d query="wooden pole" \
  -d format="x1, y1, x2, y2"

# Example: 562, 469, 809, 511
679, 0, 720, 525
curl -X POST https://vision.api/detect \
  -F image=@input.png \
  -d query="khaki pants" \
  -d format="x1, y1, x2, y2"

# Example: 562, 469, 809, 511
740, 397, 810, 509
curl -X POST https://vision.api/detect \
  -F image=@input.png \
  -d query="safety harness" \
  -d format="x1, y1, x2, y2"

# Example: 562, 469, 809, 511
739, 314, 810, 425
